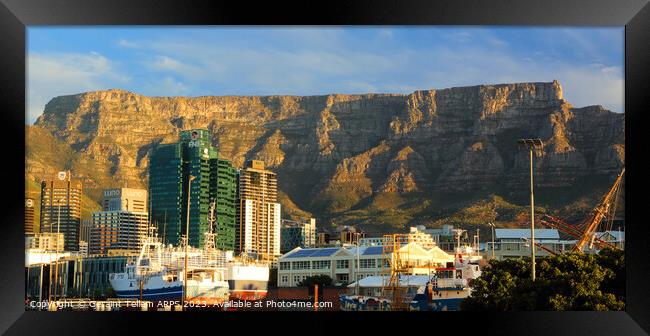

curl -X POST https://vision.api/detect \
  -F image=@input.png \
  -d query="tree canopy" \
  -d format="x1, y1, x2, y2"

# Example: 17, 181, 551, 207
461, 248, 625, 311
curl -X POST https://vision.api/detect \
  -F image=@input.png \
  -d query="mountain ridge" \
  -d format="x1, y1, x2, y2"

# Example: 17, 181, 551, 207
27, 81, 624, 234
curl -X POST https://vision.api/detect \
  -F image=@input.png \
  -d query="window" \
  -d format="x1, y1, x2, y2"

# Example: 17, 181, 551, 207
359, 259, 376, 269
338, 274, 349, 282
281, 275, 288, 284
336, 260, 349, 269
438, 270, 453, 279
279, 262, 290, 270
292, 261, 310, 270
312, 260, 331, 269
293, 275, 301, 284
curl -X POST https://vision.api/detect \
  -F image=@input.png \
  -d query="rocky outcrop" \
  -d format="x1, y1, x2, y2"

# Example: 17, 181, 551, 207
29, 81, 624, 228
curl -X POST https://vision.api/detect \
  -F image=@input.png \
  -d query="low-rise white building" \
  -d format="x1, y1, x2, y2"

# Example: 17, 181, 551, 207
26, 232, 65, 251
277, 243, 454, 287
359, 226, 438, 250
485, 229, 572, 260
595, 230, 625, 250
484, 229, 625, 260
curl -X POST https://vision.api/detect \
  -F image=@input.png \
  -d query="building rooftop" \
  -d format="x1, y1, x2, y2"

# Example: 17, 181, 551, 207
282, 247, 340, 258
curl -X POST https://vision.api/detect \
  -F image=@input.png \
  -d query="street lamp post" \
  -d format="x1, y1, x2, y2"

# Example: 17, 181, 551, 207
355, 232, 361, 296
517, 138, 543, 282
488, 222, 495, 259
53, 198, 62, 302
182, 175, 195, 310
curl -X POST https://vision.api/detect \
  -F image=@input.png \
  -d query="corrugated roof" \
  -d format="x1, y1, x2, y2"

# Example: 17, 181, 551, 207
361, 246, 384, 256
495, 229, 559, 240
345, 246, 384, 256
282, 247, 340, 259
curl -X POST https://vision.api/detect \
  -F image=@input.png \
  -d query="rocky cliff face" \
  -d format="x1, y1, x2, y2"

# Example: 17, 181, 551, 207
28, 81, 624, 232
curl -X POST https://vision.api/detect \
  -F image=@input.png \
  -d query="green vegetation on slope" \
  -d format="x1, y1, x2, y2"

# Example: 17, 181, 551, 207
279, 191, 313, 220
26, 126, 102, 227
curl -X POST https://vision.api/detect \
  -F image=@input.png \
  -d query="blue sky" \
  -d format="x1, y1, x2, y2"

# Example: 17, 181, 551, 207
27, 27, 624, 124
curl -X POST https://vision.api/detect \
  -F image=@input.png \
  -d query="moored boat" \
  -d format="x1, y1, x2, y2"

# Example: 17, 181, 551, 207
226, 260, 270, 301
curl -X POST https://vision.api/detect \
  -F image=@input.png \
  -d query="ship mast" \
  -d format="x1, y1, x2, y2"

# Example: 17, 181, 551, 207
204, 200, 217, 251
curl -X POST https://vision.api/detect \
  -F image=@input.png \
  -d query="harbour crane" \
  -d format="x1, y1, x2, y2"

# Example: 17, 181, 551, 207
522, 237, 558, 256
540, 167, 624, 252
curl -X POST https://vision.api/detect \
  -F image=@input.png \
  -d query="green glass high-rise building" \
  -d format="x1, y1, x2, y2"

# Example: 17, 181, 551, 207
149, 129, 237, 249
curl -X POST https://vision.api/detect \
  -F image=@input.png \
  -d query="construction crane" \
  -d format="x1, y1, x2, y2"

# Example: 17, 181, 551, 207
522, 237, 558, 256
381, 234, 411, 311
540, 167, 624, 252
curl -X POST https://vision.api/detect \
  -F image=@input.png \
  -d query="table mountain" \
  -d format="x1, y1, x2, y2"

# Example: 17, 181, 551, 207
26, 81, 624, 234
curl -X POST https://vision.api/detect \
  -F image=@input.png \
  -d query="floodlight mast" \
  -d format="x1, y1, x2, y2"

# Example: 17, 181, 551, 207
518, 138, 544, 281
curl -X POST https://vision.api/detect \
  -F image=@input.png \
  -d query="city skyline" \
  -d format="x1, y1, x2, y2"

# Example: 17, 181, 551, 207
27, 27, 624, 124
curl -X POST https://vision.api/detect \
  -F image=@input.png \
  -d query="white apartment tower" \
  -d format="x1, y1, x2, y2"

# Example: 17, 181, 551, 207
236, 160, 281, 263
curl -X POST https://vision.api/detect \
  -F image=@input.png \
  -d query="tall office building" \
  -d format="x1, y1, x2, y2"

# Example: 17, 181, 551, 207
25, 198, 35, 235
236, 160, 281, 262
212, 158, 238, 250
40, 171, 82, 251
89, 188, 149, 255
149, 129, 237, 249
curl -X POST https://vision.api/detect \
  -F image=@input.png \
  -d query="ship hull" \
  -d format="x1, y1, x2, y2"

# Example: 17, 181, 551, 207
110, 274, 229, 304
226, 265, 269, 301
113, 286, 183, 301
228, 280, 268, 300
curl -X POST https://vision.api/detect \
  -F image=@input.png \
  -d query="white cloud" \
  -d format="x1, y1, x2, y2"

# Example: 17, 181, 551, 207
116, 39, 138, 48
27, 52, 129, 124
377, 29, 394, 39
158, 77, 190, 95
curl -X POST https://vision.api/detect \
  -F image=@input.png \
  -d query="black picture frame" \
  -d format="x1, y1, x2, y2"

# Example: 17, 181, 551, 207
1, 0, 649, 334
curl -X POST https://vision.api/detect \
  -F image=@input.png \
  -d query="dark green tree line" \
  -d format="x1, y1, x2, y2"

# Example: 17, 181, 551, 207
462, 248, 625, 311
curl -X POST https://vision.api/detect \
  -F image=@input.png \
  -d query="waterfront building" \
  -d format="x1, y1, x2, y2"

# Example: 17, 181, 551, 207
236, 160, 281, 262
594, 230, 625, 250
39, 172, 82, 251
25, 198, 35, 235
26, 233, 69, 266
277, 243, 453, 287
419, 225, 457, 251
89, 188, 149, 255
338, 226, 365, 244
483, 228, 626, 260
359, 226, 438, 250
281, 218, 317, 253
316, 232, 331, 247
26, 232, 65, 251
148, 129, 237, 249
26, 255, 128, 300
484, 229, 575, 260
